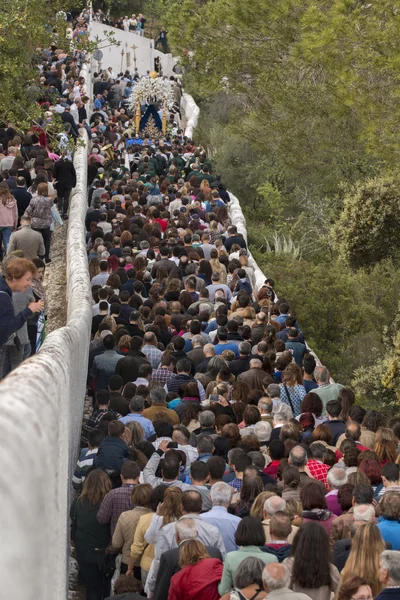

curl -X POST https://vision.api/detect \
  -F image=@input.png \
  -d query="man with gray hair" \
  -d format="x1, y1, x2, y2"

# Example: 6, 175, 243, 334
258, 396, 274, 426
267, 383, 282, 408
313, 365, 344, 412
196, 342, 216, 373
254, 421, 272, 446
187, 334, 206, 370
353, 504, 376, 522
378, 550, 400, 599
196, 410, 216, 437
288, 446, 326, 491
262, 563, 311, 600
7, 215, 45, 260
153, 517, 223, 600
270, 410, 289, 442
201, 481, 241, 552
142, 386, 180, 425
196, 434, 215, 462
119, 395, 155, 439
263, 496, 299, 543
326, 467, 348, 515
238, 356, 266, 390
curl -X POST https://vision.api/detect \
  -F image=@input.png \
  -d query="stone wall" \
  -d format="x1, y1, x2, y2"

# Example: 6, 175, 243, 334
0, 129, 92, 599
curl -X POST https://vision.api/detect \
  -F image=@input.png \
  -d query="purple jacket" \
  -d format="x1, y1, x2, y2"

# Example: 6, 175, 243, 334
325, 490, 342, 516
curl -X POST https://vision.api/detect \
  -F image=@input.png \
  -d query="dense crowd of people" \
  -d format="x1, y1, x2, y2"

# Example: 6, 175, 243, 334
91, 9, 168, 53
0, 8, 399, 600
68, 56, 400, 600
0, 16, 86, 376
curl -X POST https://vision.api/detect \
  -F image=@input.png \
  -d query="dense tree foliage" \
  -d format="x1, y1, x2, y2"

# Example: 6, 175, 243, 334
333, 178, 400, 269
0, 0, 85, 128
164, 0, 400, 404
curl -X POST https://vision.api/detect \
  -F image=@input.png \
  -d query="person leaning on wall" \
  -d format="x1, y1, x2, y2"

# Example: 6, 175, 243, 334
0, 257, 44, 357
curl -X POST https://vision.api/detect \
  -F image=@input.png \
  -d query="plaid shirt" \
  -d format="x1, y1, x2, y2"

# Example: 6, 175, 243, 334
151, 368, 177, 386
307, 460, 330, 489
228, 477, 243, 492
80, 408, 121, 447
142, 344, 162, 369
96, 483, 135, 535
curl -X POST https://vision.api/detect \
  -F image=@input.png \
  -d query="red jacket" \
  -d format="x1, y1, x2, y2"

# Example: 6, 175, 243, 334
168, 558, 223, 600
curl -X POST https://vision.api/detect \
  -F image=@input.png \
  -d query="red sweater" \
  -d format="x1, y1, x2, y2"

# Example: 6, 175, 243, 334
168, 558, 223, 600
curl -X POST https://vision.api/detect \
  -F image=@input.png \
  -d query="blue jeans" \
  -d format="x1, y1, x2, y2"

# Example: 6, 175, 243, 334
0, 226, 13, 254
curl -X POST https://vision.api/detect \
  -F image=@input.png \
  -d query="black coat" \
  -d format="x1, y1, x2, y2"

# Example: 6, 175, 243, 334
12, 187, 32, 221
53, 158, 77, 189
109, 392, 130, 416
229, 355, 250, 377
115, 351, 150, 385
94, 437, 130, 472
61, 111, 79, 136
153, 545, 222, 600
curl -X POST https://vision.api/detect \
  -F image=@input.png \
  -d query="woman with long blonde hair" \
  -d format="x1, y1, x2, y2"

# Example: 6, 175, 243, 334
144, 486, 184, 544
98, 315, 117, 333
374, 427, 399, 465
127, 485, 173, 585
126, 420, 145, 448
209, 248, 227, 283
135, 486, 183, 587
339, 523, 385, 598
88, 257, 100, 280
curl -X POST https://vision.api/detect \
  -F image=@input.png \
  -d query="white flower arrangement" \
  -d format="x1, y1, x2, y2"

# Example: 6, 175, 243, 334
130, 76, 175, 109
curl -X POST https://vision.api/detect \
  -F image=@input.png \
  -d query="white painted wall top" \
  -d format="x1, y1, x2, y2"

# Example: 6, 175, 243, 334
89, 22, 176, 77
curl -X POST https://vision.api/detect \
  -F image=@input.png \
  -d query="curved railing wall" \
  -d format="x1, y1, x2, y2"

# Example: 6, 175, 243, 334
182, 93, 325, 368
0, 74, 92, 600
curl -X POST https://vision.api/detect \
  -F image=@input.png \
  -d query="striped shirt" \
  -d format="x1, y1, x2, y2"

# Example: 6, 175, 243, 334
72, 448, 99, 491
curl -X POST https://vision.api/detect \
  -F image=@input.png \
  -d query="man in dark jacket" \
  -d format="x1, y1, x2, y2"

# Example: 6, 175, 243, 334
108, 375, 130, 416
152, 517, 223, 600
94, 420, 130, 472
325, 399, 346, 445
228, 341, 251, 377
11, 177, 32, 224
53, 153, 77, 218
284, 328, 307, 367
262, 512, 292, 562
376, 550, 400, 600
115, 336, 150, 385
61, 106, 79, 138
